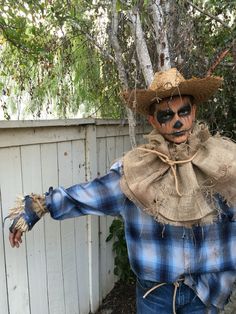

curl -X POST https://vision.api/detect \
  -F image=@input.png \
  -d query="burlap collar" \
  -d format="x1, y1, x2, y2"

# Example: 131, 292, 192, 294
120, 122, 236, 227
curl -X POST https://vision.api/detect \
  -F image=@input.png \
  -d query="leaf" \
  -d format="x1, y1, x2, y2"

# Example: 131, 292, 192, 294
106, 234, 113, 242
116, 0, 121, 12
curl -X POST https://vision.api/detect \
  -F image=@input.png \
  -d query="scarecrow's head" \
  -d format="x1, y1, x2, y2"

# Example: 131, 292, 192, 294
121, 68, 222, 143
148, 95, 196, 143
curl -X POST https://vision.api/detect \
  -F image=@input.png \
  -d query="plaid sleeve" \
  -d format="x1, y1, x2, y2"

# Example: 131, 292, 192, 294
45, 160, 125, 220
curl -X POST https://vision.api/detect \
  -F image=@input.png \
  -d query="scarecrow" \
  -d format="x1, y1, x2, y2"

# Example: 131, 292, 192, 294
8, 68, 236, 314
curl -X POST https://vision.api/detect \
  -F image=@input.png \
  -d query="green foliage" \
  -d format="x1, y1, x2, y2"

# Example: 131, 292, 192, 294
172, 0, 236, 138
0, 0, 124, 119
0, 0, 235, 127
194, 2, 235, 137
106, 218, 135, 283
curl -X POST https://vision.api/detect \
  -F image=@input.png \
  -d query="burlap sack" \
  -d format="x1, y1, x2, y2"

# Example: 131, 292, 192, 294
120, 123, 236, 227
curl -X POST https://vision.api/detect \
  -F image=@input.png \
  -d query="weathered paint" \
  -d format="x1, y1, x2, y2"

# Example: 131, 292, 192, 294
0, 119, 149, 314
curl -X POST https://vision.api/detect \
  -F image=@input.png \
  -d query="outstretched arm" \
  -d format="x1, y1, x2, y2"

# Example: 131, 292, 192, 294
8, 160, 124, 247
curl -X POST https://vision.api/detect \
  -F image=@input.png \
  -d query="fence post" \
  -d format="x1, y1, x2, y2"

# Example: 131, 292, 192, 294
85, 123, 100, 313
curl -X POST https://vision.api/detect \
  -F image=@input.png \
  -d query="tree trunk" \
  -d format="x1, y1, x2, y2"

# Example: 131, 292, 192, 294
149, 0, 171, 71
110, 0, 137, 148
127, 9, 154, 86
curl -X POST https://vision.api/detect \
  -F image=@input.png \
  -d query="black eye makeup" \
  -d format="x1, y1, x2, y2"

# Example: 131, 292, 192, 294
156, 109, 175, 124
178, 104, 192, 117
155, 103, 192, 124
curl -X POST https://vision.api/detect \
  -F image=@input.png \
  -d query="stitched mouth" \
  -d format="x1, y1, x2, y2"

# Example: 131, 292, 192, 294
171, 130, 187, 137
168, 128, 192, 137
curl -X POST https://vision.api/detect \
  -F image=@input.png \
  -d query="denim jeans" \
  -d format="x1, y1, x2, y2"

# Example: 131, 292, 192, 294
136, 278, 219, 314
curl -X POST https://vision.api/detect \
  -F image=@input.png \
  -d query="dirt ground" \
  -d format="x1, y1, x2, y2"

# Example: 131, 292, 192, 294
95, 281, 236, 314
95, 281, 136, 314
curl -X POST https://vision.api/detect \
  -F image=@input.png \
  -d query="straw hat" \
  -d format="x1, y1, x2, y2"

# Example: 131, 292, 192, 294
121, 68, 223, 115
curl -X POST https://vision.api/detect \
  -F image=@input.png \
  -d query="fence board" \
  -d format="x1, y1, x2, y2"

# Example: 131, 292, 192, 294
21, 145, 49, 314
58, 141, 80, 314
106, 137, 116, 294
0, 126, 87, 149
96, 124, 149, 139
0, 120, 149, 314
86, 125, 100, 313
123, 135, 132, 153
41, 143, 66, 314
97, 138, 108, 301
72, 139, 90, 314
0, 147, 30, 314
0, 188, 9, 314
115, 136, 125, 160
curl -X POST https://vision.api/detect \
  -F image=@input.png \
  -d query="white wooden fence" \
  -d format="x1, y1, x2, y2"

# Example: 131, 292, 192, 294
0, 119, 148, 314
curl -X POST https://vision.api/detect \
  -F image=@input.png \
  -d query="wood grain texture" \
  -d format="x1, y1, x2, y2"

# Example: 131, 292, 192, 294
0, 120, 149, 314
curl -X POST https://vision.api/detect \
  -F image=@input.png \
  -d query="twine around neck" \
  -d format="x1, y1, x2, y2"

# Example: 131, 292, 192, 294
137, 147, 198, 196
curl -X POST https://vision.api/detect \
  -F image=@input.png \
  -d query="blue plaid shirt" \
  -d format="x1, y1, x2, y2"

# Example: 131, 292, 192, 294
42, 160, 236, 309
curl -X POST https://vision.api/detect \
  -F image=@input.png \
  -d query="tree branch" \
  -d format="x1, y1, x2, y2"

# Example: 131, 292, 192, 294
206, 49, 230, 76
109, 2, 128, 88
206, 41, 235, 76
186, 0, 231, 29
127, 9, 154, 86
110, 0, 137, 148
148, 0, 171, 71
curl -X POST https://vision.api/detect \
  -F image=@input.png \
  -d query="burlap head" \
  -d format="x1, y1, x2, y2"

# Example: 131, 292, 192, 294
120, 123, 236, 227
121, 68, 223, 115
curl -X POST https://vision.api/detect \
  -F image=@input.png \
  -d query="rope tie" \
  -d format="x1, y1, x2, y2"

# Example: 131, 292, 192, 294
143, 279, 184, 314
143, 282, 166, 299
138, 148, 198, 196
31, 194, 47, 216
173, 282, 180, 314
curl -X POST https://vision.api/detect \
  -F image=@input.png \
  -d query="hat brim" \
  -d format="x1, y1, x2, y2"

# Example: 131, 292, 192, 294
121, 76, 223, 115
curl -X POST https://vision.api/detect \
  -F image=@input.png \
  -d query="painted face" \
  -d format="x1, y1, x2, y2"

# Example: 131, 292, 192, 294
149, 96, 196, 144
